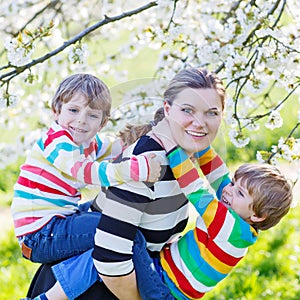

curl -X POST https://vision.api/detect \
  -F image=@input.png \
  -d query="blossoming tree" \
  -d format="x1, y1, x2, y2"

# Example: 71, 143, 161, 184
0, 0, 299, 182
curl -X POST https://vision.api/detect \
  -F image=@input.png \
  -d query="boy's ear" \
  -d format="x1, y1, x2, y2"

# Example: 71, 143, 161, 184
99, 117, 109, 131
53, 111, 59, 121
250, 214, 266, 223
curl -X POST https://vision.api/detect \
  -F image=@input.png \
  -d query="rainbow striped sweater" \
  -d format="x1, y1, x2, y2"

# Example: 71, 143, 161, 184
11, 122, 149, 237
161, 147, 258, 299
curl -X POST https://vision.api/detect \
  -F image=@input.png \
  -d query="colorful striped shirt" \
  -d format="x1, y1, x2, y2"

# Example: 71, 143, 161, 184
161, 147, 258, 299
92, 138, 230, 279
11, 122, 149, 237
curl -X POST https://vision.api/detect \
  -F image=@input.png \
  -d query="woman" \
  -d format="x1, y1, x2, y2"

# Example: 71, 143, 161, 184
27, 67, 227, 300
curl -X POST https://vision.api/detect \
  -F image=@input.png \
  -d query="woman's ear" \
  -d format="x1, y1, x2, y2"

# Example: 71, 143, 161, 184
163, 100, 171, 117
250, 214, 266, 223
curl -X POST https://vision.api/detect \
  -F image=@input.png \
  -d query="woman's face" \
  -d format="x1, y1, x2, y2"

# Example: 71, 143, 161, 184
164, 87, 223, 156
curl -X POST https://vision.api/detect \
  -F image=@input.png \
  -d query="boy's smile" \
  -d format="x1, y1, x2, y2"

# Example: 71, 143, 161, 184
221, 178, 255, 222
54, 92, 103, 145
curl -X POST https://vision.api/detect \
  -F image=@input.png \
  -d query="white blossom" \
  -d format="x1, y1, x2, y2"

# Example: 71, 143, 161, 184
228, 129, 250, 148
265, 110, 283, 130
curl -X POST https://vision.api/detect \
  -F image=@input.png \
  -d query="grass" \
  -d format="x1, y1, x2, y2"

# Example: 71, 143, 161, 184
1, 204, 300, 299
1, 168, 300, 299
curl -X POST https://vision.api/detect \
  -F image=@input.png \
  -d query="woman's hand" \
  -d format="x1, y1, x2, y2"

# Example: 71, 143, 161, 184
152, 119, 177, 152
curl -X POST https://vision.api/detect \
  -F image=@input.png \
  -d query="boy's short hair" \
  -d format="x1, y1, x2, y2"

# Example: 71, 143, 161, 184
51, 73, 111, 125
234, 163, 293, 230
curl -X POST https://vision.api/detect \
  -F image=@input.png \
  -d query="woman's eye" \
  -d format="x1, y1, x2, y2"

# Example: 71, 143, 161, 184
207, 110, 219, 117
182, 108, 193, 114
69, 108, 78, 113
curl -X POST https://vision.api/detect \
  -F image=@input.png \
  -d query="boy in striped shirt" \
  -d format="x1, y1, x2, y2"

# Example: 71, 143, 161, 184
11, 73, 161, 265
132, 119, 293, 300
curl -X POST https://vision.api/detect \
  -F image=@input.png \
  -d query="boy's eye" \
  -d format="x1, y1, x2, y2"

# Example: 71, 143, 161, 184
90, 114, 101, 119
238, 190, 244, 197
69, 108, 78, 113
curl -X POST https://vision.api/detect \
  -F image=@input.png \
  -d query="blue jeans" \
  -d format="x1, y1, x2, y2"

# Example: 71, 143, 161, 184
52, 231, 174, 300
21, 201, 101, 263
133, 231, 175, 300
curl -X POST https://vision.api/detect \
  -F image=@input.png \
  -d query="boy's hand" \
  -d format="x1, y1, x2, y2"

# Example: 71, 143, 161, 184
144, 153, 161, 182
152, 119, 177, 152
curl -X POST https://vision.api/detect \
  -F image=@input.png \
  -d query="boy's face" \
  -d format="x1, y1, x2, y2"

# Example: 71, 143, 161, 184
54, 92, 104, 145
221, 178, 256, 223
164, 87, 222, 157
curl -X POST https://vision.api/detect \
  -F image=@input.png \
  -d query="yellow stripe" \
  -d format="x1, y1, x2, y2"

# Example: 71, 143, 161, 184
172, 159, 194, 178
161, 250, 205, 299
202, 200, 218, 228
160, 252, 180, 286
194, 230, 234, 274
197, 148, 216, 165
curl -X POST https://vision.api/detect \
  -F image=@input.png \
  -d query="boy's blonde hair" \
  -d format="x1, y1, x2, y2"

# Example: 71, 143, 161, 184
234, 163, 293, 230
51, 73, 111, 126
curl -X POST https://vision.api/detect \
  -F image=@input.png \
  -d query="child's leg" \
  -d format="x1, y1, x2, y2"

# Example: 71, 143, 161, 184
21, 210, 102, 263
51, 248, 99, 300
133, 231, 175, 300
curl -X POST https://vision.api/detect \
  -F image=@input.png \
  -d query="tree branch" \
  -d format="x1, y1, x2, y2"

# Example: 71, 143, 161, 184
0, 1, 157, 83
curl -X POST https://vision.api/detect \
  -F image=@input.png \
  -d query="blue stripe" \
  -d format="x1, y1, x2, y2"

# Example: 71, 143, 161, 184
98, 162, 110, 186
36, 138, 44, 151
163, 272, 189, 299
193, 146, 211, 158
95, 135, 103, 154
47, 142, 77, 164
181, 232, 226, 283
168, 147, 189, 169
14, 190, 75, 206
215, 176, 231, 200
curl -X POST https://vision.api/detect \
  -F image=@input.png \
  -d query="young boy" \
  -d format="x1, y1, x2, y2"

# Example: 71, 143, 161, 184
132, 120, 293, 299
11, 73, 161, 265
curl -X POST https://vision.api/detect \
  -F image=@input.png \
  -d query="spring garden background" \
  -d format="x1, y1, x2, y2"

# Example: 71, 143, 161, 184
0, 1, 300, 299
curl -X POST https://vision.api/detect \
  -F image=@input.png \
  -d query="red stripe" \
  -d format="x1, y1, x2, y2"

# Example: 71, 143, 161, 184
17, 176, 70, 196
177, 168, 199, 188
84, 140, 97, 157
130, 157, 139, 181
83, 162, 93, 184
44, 129, 73, 148
14, 216, 41, 227
207, 203, 227, 239
196, 228, 242, 266
163, 248, 205, 299
21, 165, 78, 195
201, 156, 223, 175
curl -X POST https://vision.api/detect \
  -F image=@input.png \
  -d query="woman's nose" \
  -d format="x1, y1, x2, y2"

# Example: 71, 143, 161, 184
192, 115, 205, 127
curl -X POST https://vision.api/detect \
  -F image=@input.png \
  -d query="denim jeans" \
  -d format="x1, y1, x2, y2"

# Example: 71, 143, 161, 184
52, 231, 175, 300
133, 231, 175, 300
52, 248, 100, 300
21, 201, 102, 263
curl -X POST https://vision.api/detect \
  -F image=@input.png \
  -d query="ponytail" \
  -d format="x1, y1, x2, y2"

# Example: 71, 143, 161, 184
118, 107, 165, 146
